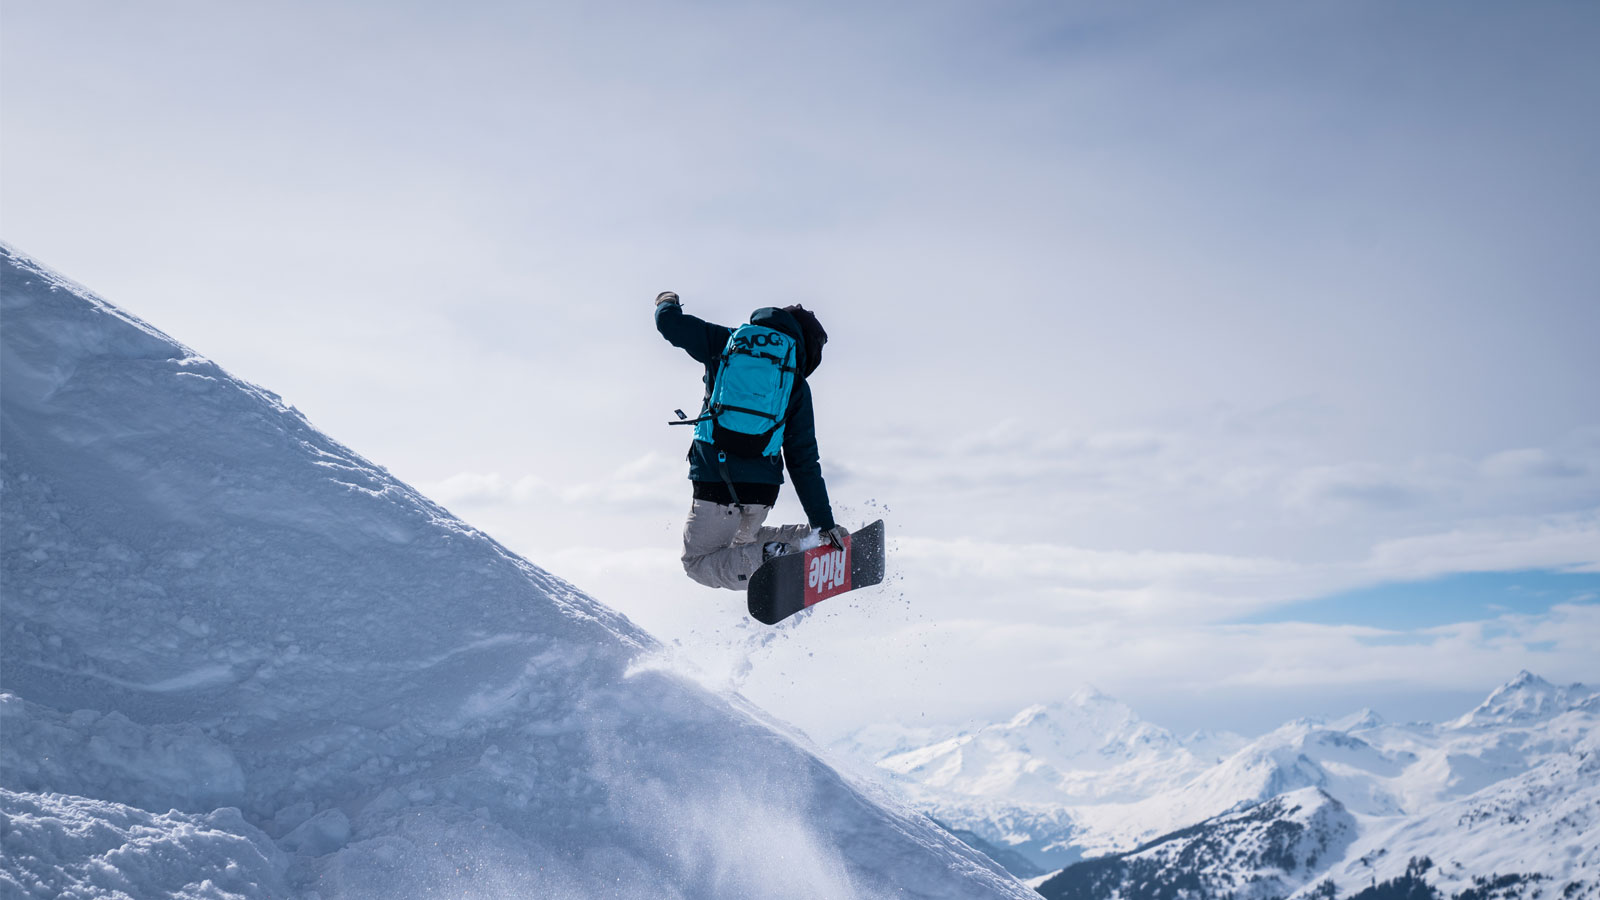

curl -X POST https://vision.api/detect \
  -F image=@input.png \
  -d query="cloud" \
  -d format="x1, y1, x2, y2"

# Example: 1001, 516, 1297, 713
898, 537, 1289, 586
545, 545, 683, 580
893, 536, 1298, 623
731, 596, 1600, 741
422, 472, 546, 506
1283, 462, 1433, 511
418, 453, 683, 513
1360, 511, 1600, 581
1480, 447, 1588, 480
874, 508, 1600, 632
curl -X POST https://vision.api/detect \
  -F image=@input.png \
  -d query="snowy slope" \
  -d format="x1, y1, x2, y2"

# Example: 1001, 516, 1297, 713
1315, 723, 1600, 900
0, 244, 1035, 900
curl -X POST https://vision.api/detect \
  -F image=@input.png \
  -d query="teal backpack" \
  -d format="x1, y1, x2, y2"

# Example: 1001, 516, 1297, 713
673, 321, 799, 458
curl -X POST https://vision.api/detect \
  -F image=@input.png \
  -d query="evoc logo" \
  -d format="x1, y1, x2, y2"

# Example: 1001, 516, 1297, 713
808, 547, 848, 591
731, 332, 788, 353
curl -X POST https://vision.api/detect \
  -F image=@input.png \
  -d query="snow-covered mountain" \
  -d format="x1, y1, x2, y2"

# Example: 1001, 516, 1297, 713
843, 672, 1598, 897
1451, 668, 1599, 728
1067, 714, 1418, 850
1071, 671, 1598, 852
1036, 714, 1600, 900
1318, 724, 1600, 900
1037, 787, 1358, 900
833, 688, 1247, 872
0, 245, 1035, 899
875, 688, 1242, 806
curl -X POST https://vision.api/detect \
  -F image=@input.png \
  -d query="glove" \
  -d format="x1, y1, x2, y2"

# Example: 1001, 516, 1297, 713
820, 524, 850, 550
655, 291, 680, 308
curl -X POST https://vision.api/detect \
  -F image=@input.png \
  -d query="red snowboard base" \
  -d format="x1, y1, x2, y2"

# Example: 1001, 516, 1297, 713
747, 520, 886, 625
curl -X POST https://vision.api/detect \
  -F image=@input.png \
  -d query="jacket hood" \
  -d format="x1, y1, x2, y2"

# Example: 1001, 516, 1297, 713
750, 306, 825, 377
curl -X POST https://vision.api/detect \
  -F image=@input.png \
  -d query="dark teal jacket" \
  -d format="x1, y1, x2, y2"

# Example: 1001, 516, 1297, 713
656, 303, 836, 530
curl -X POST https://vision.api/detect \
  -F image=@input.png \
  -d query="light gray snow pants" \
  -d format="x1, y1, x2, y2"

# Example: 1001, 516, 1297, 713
681, 499, 813, 591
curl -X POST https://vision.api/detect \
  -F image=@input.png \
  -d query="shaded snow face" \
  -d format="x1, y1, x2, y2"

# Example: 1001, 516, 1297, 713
0, 246, 1034, 900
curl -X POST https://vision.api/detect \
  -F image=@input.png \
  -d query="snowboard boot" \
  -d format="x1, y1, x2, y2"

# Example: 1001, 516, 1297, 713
762, 541, 796, 562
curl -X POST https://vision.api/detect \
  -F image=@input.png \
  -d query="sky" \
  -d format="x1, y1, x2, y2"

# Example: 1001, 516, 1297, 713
3, 0, 1598, 740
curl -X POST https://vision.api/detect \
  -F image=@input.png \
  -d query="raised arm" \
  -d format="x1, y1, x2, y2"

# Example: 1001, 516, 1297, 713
654, 292, 730, 365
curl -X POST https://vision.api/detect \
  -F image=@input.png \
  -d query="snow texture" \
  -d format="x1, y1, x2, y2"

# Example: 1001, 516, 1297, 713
0, 788, 288, 899
0, 244, 1034, 899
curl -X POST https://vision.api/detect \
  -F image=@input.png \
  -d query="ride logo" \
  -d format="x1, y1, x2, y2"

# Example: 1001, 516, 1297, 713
802, 537, 852, 607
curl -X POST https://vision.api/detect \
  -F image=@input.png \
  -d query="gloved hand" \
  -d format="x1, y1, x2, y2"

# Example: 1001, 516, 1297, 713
655, 291, 680, 308
820, 524, 850, 550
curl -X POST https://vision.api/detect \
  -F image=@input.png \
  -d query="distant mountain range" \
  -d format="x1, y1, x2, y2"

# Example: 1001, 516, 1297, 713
875, 687, 1247, 806
832, 671, 1599, 899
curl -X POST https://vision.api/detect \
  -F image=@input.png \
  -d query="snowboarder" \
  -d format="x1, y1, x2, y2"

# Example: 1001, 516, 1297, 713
655, 290, 848, 591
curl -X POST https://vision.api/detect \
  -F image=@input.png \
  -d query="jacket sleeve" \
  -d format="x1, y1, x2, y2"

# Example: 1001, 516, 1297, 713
782, 383, 836, 530
655, 302, 729, 365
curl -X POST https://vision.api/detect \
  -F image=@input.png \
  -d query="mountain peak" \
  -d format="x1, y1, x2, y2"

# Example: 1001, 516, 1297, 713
1007, 703, 1053, 727
1331, 707, 1386, 732
1452, 670, 1593, 728
1507, 669, 1549, 689
1068, 684, 1115, 706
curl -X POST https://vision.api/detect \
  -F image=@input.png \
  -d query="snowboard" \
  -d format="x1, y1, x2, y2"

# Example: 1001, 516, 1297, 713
747, 519, 886, 625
